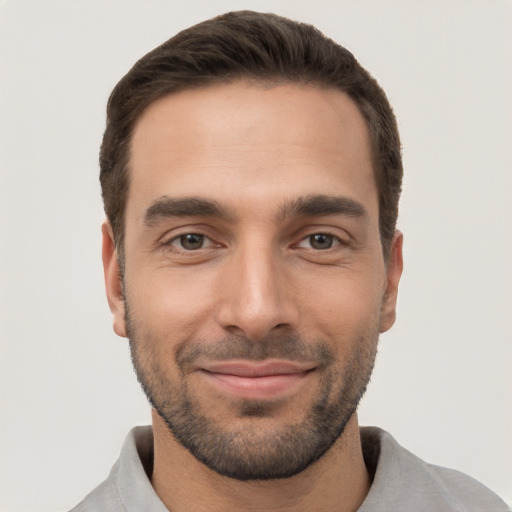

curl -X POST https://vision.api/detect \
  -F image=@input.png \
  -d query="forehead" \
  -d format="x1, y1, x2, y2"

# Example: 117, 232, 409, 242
128, 81, 377, 221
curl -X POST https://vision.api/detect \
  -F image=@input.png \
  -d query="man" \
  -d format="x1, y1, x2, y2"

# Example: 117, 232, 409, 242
72, 10, 510, 512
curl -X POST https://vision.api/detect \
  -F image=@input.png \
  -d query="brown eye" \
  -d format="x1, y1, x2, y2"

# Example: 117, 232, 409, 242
296, 233, 341, 250
309, 233, 334, 250
175, 233, 206, 250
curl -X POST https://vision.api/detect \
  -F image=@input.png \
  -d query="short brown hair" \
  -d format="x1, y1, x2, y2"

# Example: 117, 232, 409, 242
100, 10, 402, 264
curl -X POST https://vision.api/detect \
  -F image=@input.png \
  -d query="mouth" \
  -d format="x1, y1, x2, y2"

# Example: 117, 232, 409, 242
197, 360, 316, 400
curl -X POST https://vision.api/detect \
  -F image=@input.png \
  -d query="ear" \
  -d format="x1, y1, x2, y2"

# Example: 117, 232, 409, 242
379, 231, 404, 333
102, 222, 127, 338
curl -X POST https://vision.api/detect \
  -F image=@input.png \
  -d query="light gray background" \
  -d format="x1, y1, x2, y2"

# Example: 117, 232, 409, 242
1, 1, 511, 510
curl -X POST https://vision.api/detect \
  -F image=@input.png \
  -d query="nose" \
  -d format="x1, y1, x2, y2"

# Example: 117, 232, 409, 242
215, 241, 299, 342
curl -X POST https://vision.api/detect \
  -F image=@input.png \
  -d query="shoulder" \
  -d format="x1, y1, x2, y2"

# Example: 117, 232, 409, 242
69, 458, 125, 512
359, 427, 510, 512
69, 464, 124, 511
69, 426, 166, 512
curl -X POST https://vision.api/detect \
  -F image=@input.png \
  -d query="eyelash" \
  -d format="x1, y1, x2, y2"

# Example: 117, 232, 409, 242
295, 232, 345, 250
164, 233, 217, 252
163, 230, 347, 253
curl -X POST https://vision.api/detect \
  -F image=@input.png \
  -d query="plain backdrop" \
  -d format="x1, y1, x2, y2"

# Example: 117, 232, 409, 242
0, 1, 511, 510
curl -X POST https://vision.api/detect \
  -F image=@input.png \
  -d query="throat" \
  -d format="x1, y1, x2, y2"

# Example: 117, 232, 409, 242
150, 410, 370, 512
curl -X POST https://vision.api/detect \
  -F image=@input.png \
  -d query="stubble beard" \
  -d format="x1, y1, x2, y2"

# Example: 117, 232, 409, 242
125, 305, 379, 481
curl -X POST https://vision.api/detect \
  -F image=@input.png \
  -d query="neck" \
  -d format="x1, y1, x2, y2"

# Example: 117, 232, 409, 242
150, 410, 370, 512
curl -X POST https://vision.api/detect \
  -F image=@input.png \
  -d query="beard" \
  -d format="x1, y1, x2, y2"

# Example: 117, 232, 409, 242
126, 304, 378, 481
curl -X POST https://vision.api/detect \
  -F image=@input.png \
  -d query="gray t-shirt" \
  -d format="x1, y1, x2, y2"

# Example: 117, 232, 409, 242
70, 426, 510, 511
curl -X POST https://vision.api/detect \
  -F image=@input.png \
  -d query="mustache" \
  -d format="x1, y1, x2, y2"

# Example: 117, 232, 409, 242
175, 334, 334, 368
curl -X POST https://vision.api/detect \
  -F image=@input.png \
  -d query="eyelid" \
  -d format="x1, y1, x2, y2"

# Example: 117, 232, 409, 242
157, 224, 223, 253
157, 225, 351, 253
295, 233, 341, 249
169, 233, 215, 250
293, 226, 351, 247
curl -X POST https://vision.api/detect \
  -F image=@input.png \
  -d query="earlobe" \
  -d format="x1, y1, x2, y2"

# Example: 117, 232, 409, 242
102, 222, 127, 338
379, 231, 404, 333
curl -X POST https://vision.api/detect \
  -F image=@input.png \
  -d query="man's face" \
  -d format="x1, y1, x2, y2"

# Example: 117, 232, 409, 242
103, 81, 402, 480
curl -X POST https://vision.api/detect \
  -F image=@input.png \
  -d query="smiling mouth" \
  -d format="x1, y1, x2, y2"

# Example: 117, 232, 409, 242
197, 360, 315, 400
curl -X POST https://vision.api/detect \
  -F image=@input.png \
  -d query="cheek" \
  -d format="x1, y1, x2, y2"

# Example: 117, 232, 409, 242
126, 265, 219, 338
299, 270, 384, 340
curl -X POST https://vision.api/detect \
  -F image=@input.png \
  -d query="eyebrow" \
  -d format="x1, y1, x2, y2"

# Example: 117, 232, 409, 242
143, 194, 368, 227
144, 196, 234, 227
279, 194, 368, 221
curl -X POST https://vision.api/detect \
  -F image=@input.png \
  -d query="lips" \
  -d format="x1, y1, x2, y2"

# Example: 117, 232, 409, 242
197, 360, 315, 399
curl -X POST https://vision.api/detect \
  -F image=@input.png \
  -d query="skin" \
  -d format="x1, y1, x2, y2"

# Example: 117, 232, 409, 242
102, 81, 403, 512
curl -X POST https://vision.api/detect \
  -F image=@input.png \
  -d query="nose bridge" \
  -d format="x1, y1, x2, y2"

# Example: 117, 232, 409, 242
216, 234, 297, 341
240, 241, 279, 313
